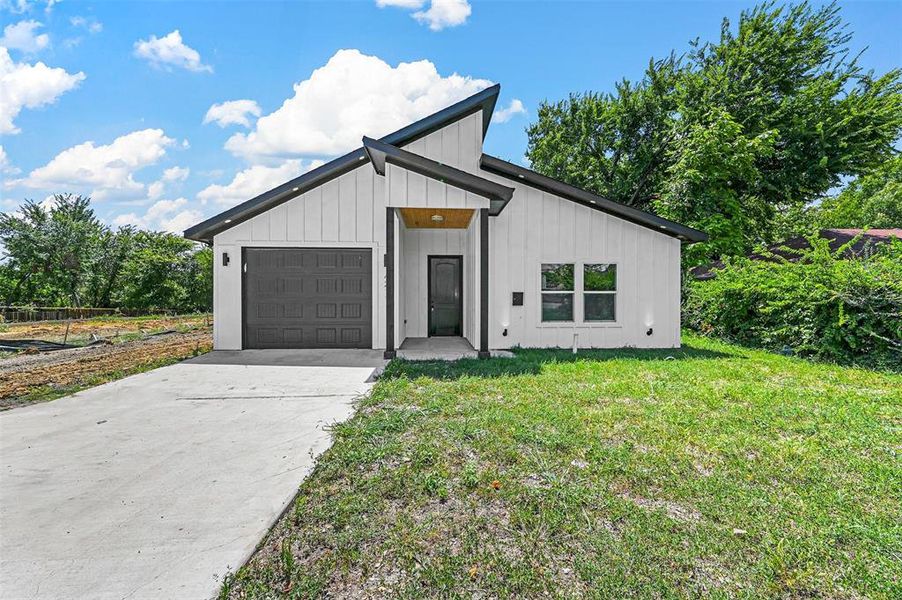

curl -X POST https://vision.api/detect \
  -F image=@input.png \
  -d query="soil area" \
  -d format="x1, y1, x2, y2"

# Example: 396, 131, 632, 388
0, 328, 212, 409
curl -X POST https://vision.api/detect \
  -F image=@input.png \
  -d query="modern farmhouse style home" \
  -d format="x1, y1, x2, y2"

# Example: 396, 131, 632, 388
185, 85, 706, 357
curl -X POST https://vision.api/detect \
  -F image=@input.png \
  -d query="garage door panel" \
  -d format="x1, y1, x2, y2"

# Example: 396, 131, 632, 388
244, 248, 372, 349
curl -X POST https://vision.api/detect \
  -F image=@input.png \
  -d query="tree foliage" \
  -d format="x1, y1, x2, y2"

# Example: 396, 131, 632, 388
0, 195, 211, 312
684, 237, 902, 369
526, 1, 902, 264
815, 155, 902, 229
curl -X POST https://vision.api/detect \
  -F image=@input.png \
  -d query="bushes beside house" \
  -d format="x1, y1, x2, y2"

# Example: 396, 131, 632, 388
683, 236, 902, 369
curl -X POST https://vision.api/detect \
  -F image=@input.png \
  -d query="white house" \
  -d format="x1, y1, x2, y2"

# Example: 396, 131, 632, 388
185, 85, 706, 357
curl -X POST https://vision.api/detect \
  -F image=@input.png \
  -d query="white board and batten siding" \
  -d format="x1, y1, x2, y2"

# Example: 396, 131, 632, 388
481, 174, 682, 349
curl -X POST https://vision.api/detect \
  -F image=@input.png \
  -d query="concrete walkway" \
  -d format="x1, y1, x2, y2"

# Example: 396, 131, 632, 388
0, 350, 385, 600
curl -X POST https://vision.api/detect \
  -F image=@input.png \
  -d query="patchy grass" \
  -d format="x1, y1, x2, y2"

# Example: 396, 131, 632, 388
224, 334, 901, 599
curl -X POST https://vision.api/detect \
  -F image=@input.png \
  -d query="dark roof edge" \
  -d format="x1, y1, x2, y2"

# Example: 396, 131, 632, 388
479, 154, 708, 243
184, 84, 501, 243
362, 137, 514, 213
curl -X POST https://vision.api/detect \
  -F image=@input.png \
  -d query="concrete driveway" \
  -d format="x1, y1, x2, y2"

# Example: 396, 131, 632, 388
0, 350, 385, 600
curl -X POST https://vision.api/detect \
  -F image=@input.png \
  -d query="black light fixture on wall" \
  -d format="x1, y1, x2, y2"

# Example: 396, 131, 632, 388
222, 252, 230, 267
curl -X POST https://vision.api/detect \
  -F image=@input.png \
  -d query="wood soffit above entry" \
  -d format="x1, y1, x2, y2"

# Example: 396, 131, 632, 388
398, 208, 475, 229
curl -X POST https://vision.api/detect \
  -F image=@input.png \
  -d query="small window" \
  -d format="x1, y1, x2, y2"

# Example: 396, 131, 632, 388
541, 263, 574, 321
584, 264, 616, 322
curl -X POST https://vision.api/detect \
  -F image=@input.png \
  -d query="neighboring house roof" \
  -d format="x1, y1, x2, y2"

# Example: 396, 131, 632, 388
479, 155, 708, 243
690, 228, 902, 280
362, 137, 514, 215
184, 84, 501, 243
184, 83, 707, 245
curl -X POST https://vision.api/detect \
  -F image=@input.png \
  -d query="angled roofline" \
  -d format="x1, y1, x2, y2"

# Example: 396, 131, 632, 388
479, 154, 708, 243
362, 137, 514, 215
184, 84, 502, 243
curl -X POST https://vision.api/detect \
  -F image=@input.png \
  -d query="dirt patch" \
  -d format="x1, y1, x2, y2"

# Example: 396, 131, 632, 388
616, 489, 702, 523
0, 328, 212, 409
0, 315, 210, 345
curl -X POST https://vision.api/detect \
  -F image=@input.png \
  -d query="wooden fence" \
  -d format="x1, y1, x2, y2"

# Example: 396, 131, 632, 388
0, 307, 181, 323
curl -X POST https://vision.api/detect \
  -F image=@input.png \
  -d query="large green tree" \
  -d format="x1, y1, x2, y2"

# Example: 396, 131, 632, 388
0, 195, 213, 311
526, 1, 902, 263
0, 194, 104, 306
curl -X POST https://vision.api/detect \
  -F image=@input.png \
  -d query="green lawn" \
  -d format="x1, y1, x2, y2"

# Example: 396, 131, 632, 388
223, 334, 901, 599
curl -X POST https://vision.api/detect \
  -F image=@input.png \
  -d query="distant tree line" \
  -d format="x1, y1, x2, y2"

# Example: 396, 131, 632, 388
526, 1, 902, 265
0, 194, 211, 312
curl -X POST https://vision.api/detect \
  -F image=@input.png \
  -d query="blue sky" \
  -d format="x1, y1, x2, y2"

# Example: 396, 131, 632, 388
1, 0, 899, 234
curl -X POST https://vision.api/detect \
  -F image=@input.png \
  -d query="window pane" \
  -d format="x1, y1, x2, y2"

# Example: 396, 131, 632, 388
585, 293, 616, 321
542, 293, 573, 321
584, 264, 616, 291
541, 264, 574, 291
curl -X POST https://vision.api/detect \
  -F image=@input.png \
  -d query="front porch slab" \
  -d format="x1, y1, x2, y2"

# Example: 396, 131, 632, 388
397, 337, 513, 361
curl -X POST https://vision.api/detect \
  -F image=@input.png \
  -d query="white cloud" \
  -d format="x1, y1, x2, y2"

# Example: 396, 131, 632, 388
197, 159, 324, 207
162, 165, 189, 182
0, 145, 20, 174
133, 30, 212, 73
0, 1, 33, 14
203, 99, 261, 128
114, 197, 202, 234
70, 16, 102, 34
376, 0, 424, 8
377, 0, 470, 30
0, 47, 85, 134
1, 20, 49, 53
11, 129, 175, 200
225, 49, 491, 161
147, 165, 189, 200
492, 98, 526, 123
413, 0, 471, 30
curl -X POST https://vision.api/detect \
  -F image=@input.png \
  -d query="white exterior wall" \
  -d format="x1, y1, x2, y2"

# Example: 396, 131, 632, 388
482, 178, 682, 349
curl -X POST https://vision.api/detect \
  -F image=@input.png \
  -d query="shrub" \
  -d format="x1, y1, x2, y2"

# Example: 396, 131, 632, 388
683, 236, 902, 369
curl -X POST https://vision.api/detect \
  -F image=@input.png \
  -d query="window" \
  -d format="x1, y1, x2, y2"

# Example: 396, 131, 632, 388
584, 264, 616, 321
541, 263, 574, 321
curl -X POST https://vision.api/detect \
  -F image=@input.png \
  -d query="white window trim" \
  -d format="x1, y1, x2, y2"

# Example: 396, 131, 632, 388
537, 260, 621, 328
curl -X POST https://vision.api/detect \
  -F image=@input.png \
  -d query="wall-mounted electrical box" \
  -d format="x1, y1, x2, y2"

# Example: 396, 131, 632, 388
512, 292, 524, 306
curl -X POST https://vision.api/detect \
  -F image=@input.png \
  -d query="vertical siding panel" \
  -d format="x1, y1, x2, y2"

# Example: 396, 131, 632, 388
389, 164, 407, 208
407, 172, 427, 206
427, 178, 445, 208
251, 212, 269, 241
373, 170, 385, 243
286, 197, 302, 241
442, 122, 460, 168
356, 167, 373, 242
339, 172, 356, 242
458, 113, 479, 173
559, 198, 575, 259
507, 191, 525, 347
269, 204, 287, 241
304, 188, 322, 241
425, 130, 443, 163
406, 138, 426, 155
321, 180, 339, 241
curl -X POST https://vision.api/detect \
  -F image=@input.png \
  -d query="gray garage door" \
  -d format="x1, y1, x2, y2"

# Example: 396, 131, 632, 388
243, 248, 372, 349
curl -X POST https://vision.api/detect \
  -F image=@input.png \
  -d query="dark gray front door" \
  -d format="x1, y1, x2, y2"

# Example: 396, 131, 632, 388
428, 255, 462, 337
243, 248, 372, 349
